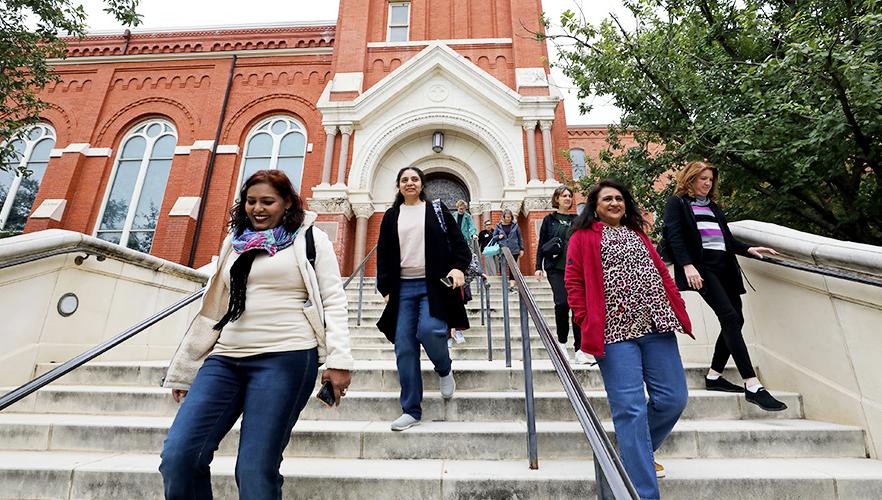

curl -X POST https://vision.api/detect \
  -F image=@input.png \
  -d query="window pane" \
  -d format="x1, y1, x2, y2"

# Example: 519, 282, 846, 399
121, 136, 147, 160
127, 230, 154, 253
30, 138, 56, 162
131, 158, 172, 230
390, 5, 409, 24
276, 157, 304, 189
279, 132, 305, 157
4, 161, 49, 231
0, 166, 14, 208
245, 133, 273, 158
151, 135, 176, 159
100, 159, 140, 230
271, 119, 288, 135
96, 231, 122, 244
241, 157, 271, 184
389, 26, 408, 42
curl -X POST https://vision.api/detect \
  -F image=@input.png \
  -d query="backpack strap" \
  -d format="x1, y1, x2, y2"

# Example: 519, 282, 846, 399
305, 225, 316, 269
431, 199, 447, 233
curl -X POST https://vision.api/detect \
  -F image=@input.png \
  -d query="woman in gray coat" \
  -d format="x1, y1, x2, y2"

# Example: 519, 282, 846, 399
491, 208, 524, 290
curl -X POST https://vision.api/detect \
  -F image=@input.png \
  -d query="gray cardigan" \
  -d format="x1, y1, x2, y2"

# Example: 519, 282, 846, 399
491, 222, 524, 256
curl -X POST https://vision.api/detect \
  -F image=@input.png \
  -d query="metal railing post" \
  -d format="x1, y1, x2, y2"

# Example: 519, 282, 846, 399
500, 253, 512, 367
356, 264, 366, 326
519, 295, 539, 469
485, 274, 493, 361
595, 455, 616, 500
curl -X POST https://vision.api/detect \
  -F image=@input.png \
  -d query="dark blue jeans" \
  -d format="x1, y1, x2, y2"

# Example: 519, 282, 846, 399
394, 278, 452, 420
596, 333, 688, 500
160, 349, 318, 500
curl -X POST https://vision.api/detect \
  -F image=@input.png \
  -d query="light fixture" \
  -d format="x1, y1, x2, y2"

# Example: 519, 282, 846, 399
432, 131, 444, 153
57, 293, 79, 317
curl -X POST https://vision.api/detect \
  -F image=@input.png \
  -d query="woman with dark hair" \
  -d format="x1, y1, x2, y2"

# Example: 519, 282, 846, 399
492, 207, 524, 291
534, 185, 586, 364
160, 169, 353, 499
376, 166, 472, 431
565, 179, 693, 500
662, 160, 785, 411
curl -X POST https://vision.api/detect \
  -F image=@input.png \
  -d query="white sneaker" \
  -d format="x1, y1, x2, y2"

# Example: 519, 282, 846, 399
574, 350, 593, 365
453, 330, 466, 344
439, 371, 456, 399
556, 341, 571, 363
391, 413, 421, 431
447, 338, 454, 348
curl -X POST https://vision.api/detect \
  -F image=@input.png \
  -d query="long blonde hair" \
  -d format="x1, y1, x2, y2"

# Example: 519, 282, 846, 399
675, 160, 719, 199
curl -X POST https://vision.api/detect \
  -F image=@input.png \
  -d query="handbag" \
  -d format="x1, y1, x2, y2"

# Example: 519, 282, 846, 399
540, 236, 563, 260
482, 240, 501, 257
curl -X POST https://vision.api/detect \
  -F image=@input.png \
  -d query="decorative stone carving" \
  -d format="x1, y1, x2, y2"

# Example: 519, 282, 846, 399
308, 197, 353, 219
351, 203, 375, 219
522, 197, 553, 214
539, 120, 553, 131
501, 200, 524, 216
324, 125, 338, 135
339, 125, 353, 136
427, 83, 449, 103
522, 120, 538, 131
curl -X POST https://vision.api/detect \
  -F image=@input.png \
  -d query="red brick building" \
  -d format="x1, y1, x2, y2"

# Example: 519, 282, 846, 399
2, 0, 612, 275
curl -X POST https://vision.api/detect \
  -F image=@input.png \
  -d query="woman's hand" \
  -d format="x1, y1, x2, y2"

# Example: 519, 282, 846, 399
497, 234, 504, 239
171, 389, 188, 403
471, 234, 479, 240
322, 368, 352, 406
447, 269, 465, 288
747, 246, 779, 259
534, 270, 545, 278
684, 264, 703, 290
383, 294, 390, 304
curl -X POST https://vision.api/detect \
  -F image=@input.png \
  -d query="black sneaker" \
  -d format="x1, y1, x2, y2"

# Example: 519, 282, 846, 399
705, 376, 745, 393
745, 387, 788, 412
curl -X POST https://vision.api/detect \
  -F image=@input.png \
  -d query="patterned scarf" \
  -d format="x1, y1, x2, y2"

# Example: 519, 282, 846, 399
213, 225, 299, 331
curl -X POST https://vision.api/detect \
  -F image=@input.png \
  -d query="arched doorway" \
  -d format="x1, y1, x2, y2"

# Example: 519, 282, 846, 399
423, 172, 469, 211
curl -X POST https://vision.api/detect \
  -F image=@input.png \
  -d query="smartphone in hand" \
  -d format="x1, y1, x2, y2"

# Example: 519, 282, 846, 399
440, 276, 455, 288
316, 380, 336, 407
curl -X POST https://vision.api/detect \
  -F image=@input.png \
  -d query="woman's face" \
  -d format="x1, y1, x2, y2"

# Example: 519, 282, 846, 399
245, 182, 290, 230
457, 205, 465, 214
595, 187, 625, 226
558, 189, 574, 210
503, 212, 513, 224
398, 169, 422, 199
693, 169, 714, 198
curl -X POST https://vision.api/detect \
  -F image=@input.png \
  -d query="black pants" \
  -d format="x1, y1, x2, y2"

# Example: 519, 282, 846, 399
700, 250, 756, 379
546, 269, 581, 350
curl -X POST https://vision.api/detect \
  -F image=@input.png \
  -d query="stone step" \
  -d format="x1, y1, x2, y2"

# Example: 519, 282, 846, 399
35, 360, 743, 392
1, 451, 881, 499
3, 386, 804, 421
0, 414, 865, 460
349, 345, 566, 361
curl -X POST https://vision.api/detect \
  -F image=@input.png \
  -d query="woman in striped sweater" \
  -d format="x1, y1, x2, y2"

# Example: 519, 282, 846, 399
662, 160, 786, 412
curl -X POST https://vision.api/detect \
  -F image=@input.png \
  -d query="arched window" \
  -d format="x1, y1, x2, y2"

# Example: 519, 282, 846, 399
95, 119, 177, 253
238, 115, 307, 190
0, 123, 56, 231
570, 148, 587, 179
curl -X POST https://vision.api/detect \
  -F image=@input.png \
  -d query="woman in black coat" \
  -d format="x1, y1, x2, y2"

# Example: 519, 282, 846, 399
376, 166, 472, 431
662, 160, 786, 411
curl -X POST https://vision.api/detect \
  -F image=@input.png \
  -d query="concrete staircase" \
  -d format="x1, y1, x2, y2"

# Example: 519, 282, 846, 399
2, 277, 882, 499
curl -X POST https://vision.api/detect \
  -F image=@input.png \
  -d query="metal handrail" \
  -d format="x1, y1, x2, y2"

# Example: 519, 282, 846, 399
758, 255, 882, 288
0, 247, 108, 271
343, 244, 379, 327
342, 244, 378, 289
500, 246, 638, 499
0, 288, 205, 411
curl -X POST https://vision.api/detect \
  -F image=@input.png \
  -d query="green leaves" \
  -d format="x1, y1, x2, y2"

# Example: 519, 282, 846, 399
550, 0, 882, 244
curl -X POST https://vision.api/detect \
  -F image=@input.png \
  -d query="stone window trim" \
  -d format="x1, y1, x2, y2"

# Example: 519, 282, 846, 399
0, 123, 57, 231
387, 2, 411, 43
235, 114, 309, 193
93, 118, 178, 253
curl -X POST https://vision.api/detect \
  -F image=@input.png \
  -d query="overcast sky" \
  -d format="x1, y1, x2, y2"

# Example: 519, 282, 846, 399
79, 0, 628, 125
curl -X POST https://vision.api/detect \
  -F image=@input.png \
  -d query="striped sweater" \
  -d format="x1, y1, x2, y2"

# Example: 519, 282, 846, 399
690, 197, 726, 251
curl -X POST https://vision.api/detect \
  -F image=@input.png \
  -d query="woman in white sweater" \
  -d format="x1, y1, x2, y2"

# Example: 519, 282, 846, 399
160, 170, 353, 499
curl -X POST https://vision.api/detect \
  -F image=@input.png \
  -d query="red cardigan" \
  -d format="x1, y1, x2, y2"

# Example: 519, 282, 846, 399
564, 221, 693, 358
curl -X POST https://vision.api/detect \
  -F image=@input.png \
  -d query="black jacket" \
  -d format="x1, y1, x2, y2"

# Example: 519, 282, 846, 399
662, 195, 752, 294
376, 201, 472, 342
535, 212, 575, 272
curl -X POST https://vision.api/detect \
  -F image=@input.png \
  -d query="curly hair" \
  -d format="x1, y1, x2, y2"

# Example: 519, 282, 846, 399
228, 170, 304, 236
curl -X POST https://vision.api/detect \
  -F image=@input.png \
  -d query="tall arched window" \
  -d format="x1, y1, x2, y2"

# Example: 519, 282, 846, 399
570, 148, 587, 179
95, 119, 177, 253
238, 115, 307, 190
0, 123, 56, 231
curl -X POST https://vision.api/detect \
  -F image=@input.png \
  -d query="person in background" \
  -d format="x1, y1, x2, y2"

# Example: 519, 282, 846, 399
662, 160, 786, 411
375, 166, 472, 431
478, 220, 498, 276
492, 208, 524, 291
160, 170, 353, 499
566, 178, 692, 500
535, 185, 587, 364
451, 199, 479, 345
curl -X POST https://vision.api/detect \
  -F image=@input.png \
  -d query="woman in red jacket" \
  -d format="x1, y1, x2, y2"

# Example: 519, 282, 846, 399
565, 179, 693, 500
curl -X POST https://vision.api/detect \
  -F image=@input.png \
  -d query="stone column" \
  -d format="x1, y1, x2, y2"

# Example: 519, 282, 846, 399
336, 125, 353, 186
352, 202, 374, 267
524, 121, 538, 181
540, 120, 554, 181
320, 126, 337, 185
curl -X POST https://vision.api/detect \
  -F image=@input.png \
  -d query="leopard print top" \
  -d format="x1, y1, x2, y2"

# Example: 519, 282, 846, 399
600, 225, 684, 344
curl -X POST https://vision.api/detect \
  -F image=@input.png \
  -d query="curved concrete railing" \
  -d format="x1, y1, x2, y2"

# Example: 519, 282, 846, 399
0, 230, 208, 387
719, 221, 882, 458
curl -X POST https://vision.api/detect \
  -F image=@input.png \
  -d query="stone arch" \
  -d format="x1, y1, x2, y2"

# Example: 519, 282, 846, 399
93, 96, 196, 146
353, 109, 521, 192
413, 156, 482, 207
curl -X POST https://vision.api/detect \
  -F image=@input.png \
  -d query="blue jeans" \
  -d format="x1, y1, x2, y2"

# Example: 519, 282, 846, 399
160, 349, 319, 500
394, 278, 452, 420
596, 333, 688, 500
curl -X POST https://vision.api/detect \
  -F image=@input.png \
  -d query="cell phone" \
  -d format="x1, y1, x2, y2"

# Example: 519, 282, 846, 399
316, 380, 335, 407
440, 276, 455, 288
